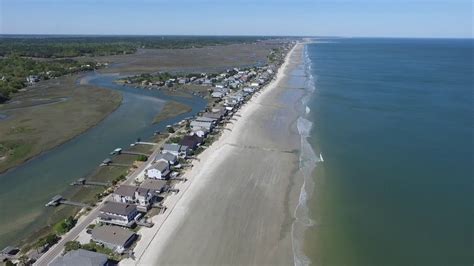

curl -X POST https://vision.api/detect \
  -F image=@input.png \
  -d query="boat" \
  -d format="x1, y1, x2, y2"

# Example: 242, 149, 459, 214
319, 153, 324, 162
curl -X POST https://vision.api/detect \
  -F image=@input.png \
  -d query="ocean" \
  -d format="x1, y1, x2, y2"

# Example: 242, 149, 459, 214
301, 38, 473, 266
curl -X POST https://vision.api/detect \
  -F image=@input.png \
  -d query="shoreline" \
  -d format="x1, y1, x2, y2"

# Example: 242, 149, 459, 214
292, 42, 319, 266
123, 43, 307, 265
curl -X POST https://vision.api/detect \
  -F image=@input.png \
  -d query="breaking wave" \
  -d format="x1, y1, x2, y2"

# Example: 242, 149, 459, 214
292, 44, 319, 266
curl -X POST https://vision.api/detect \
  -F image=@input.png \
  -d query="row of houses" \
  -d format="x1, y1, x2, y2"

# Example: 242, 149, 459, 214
48, 43, 292, 265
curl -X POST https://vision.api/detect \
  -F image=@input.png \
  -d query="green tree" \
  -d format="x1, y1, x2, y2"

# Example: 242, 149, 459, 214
35, 233, 59, 249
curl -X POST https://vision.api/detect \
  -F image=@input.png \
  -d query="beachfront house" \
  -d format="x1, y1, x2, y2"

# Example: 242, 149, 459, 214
191, 129, 207, 138
190, 120, 213, 132
135, 187, 153, 210
202, 111, 224, 121
146, 161, 170, 179
179, 134, 204, 150
112, 185, 154, 212
91, 225, 137, 254
243, 87, 255, 94
162, 143, 188, 157
140, 179, 167, 194
113, 185, 136, 203
195, 116, 217, 124
50, 249, 108, 266
155, 152, 178, 165
99, 202, 140, 227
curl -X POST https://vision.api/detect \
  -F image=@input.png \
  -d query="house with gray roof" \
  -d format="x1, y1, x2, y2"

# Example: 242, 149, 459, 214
112, 185, 154, 212
50, 249, 108, 266
162, 143, 188, 157
99, 202, 139, 227
190, 120, 213, 132
140, 179, 167, 194
155, 152, 177, 165
113, 185, 136, 203
91, 225, 137, 254
195, 116, 217, 123
146, 161, 170, 179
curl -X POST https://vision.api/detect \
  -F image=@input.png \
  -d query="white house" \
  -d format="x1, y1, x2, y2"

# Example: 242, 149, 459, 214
146, 161, 170, 179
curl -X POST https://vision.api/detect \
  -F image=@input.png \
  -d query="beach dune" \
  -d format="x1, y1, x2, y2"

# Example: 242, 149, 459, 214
125, 44, 305, 265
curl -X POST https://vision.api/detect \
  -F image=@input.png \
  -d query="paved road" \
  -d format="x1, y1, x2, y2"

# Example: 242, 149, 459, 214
34, 144, 162, 265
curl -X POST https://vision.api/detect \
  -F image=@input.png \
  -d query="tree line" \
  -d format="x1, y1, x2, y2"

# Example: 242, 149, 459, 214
0, 35, 272, 58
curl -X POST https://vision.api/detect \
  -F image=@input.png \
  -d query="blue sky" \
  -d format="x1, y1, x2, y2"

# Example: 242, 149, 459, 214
0, 0, 472, 37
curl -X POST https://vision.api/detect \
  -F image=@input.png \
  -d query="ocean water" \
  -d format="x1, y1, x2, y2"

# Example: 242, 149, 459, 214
302, 39, 473, 266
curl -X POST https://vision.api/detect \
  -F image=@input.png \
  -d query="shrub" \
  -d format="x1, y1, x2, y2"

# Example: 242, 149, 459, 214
137, 155, 148, 161
35, 233, 59, 249
53, 216, 76, 235
64, 241, 81, 252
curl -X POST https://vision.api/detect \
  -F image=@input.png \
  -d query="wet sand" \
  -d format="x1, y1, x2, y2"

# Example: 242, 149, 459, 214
124, 43, 306, 265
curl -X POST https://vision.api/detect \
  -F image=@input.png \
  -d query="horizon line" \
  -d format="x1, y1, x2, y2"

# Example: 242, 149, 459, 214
0, 34, 472, 40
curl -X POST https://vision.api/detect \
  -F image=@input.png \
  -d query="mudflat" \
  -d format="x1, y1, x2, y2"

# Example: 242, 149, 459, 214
125, 44, 305, 265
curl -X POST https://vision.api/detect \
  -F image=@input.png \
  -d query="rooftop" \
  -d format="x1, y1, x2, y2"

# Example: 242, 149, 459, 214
50, 249, 108, 266
162, 143, 181, 152
149, 161, 169, 172
91, 225, 136, 248
114, 185, 138, 198
140, 179, 167, 192
100, 201, 137, 216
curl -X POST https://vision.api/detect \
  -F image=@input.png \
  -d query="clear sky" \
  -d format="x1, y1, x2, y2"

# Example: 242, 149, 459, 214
0, 0, 472, 38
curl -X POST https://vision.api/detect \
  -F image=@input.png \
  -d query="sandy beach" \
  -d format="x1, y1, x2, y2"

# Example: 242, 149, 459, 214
121, 43, 307, 265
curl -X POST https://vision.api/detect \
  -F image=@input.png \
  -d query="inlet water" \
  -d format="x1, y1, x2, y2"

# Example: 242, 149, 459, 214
0, 73, 206, 248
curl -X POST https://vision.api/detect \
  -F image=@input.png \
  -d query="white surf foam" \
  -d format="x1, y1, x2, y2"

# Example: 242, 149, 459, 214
291, 44, 320, 266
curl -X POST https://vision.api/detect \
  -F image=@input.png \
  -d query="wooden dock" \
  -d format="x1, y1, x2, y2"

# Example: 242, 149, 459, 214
135, 141, 158, 146
71, 178, 109, 187
45, 195, 91, 208
120, 151, 149, 157
110, 148, 149, 157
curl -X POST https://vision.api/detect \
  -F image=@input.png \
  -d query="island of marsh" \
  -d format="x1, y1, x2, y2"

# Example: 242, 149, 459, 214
0, 75, 122, 173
